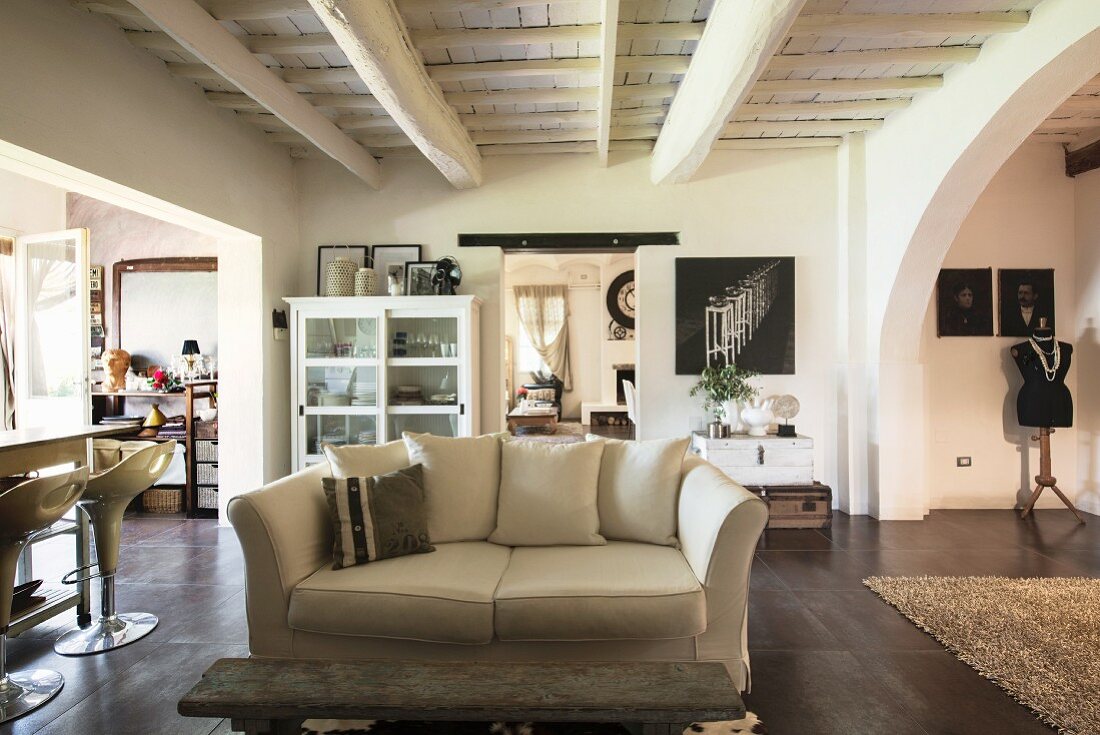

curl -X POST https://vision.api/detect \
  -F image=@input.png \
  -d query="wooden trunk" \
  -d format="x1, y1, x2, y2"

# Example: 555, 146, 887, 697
744, 482, 833, 529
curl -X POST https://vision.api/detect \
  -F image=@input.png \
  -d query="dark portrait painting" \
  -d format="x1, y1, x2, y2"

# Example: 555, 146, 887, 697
675, 257, 795, 375
936, 268, 993, 337
998, 269, 1055, 337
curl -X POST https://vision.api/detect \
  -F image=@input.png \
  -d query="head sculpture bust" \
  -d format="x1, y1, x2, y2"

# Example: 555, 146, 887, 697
101, 349, 131, 392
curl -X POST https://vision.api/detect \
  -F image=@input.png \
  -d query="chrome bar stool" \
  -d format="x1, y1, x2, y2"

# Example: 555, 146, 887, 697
0, 468, 87, 723
54, 441, 175, 656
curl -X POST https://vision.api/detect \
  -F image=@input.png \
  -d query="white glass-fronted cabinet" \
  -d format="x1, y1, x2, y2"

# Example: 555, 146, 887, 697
286, 295, 481, 470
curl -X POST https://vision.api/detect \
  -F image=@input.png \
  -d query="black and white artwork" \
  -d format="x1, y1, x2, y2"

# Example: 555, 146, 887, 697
316, 245, 368, 296
371, 244, 422, 296
405, 261, 436, 296
998, 268, 1055, 337
675, 257, 795, 375
936, 268, 993, 337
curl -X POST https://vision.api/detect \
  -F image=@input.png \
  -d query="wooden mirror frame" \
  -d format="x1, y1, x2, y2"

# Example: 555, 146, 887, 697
111, 257, 218, 350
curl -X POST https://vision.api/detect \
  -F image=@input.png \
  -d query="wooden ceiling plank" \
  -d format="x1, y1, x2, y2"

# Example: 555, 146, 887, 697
715, 137, 842, 149
1057, 96, 1100, 113
650, 0, 809, 185
308, 0, 482, 189
751, 77, 942, 94
247, 34, 340, 54
596, 0, 622, 166
768, 46, 980, 72
789, 12, 1029, 39
724, 119, 883, 135
333, 114, 405, 131
1066, 137, 1100, 176
412, 25, 601, 48
128, 0, 380, 187
618, 22, 704, 42
736, 97, 910, 117
206, 1, 313, 21
398, 0, 585, 12
1039, 117, 1100, 131
445, 87, 601, 106
459, 110, 597, 126
426, 57, 600, 82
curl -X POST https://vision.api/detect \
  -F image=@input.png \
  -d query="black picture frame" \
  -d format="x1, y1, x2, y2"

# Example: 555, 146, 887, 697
405, 261, 437, 296
675, 257, 796, 375
936, 268, 993, 337
371, 245, 422, 295
317, 245, 368, 296
998, 268, 1056, 337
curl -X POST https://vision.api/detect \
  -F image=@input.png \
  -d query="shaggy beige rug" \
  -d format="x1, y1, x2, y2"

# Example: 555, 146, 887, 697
865, 576, 1100, 735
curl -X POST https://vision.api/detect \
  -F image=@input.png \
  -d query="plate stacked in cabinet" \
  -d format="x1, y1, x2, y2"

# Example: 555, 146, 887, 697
194, 420, 218, 511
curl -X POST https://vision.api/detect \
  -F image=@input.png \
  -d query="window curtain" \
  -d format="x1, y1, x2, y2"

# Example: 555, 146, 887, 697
0, 246, 13, 429
513, 284, 572, 391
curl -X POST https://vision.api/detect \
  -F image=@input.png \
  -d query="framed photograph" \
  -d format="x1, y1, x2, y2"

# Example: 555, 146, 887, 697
90, 301, 103, 314
405, 261, 437, 296
316, 245, 369, 296
372, 245, 422, 296
88, 278, 102, 292
998, 268, 1055, 337
936, 268, 993, 337
675, 257, 795, 375
90, 313, 103, 326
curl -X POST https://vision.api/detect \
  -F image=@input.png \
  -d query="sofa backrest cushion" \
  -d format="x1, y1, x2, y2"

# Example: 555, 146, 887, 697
403, 432, 508, 543
323, 439, 411, 480
586, 435, 691, 547
489, 440, 607, 547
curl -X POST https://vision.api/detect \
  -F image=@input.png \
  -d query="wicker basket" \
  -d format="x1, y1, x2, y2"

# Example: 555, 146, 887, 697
142, 487, 182, 513
325, 255, 357, 297
196, 463, 219, 485
195, 440, 219, 462
354, 261, 378, 296
197, 487, 219, 510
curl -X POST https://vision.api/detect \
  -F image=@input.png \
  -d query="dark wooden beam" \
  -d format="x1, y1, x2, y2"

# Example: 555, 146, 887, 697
1066, 138, 1100, 177
458, 232, 679, 252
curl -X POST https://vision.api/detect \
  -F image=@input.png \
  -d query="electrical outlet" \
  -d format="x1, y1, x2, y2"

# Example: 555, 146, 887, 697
956, 456, 972, 468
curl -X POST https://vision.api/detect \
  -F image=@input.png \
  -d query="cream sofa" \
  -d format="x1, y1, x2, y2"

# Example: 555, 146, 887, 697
228, 446, 767, 692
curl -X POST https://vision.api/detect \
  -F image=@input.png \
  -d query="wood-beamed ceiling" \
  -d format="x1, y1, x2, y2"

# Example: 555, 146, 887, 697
72, 0, 1039, 188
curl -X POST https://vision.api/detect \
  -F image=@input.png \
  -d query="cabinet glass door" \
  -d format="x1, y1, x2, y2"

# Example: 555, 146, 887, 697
385, 314, 462, 440
299, 315, 379, 465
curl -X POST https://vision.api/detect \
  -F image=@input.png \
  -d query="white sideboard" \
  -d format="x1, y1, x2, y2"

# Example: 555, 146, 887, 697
691, 432, 814, 486
286, 295, 481, 471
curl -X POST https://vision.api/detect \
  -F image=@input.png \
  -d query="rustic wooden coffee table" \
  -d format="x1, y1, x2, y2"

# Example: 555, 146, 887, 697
178, 659, 745, 735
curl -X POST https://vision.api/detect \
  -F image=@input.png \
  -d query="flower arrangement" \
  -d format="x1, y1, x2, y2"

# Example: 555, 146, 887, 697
147, 368, 183, 392
689, 364, 759, 423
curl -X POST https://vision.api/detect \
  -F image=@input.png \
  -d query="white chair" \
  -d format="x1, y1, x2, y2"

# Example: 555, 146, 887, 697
622, 379, 637, 426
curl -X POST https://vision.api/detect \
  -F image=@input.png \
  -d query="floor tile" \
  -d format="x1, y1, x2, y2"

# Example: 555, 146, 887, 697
754, 549, 870, 590
850, 547, 1084, 578
794, 589, 941, 651
167, 590, 248, 645
852, 649, 1055, 734
748, 557, 787, 592
742, 651, 928, 735
757, 529, 833, 551
32, 643, 248, 735
748, 591, 844, 651
138, 520, 231, 547
114, 545, 211, 584
119, 516, 188, 546
113, 583, 242, 642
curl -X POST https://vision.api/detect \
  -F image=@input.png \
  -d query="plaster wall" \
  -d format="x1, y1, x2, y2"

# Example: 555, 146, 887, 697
0, 0, 303, 509
921, 144, 1078, 510
1074, 167, 1100, 516
294, 149, 839, 489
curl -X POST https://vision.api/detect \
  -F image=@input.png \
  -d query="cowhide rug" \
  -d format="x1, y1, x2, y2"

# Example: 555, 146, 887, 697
301, 714, 766, 734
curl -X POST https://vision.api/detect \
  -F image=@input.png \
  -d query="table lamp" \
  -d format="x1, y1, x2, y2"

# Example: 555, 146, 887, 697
181, 340, 200, 377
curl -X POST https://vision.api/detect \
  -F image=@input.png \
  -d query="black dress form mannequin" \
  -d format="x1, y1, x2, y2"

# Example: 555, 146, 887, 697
1009, 321, 1083, 523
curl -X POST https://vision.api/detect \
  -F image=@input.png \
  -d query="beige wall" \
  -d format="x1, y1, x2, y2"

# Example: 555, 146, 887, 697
1074, 165, 1100, 515
295, 148, 840, 486
921, 144, 1078, 509
0, 0, 302, 499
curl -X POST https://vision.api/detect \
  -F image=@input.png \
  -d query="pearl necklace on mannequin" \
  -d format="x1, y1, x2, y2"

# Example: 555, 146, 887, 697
1028, 337, 1061, 382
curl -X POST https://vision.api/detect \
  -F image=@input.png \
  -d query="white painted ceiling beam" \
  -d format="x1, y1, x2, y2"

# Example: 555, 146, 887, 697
596, 0, 621, 166
307, 0, 482, 189
767, 46, 980, 72
1038, 117, 1100, 130
1058, 96, 1100, 112
715, 137, 841, 149
736, 98, 910, 118
128, 0, 381, 187
789, 12, 1029, 38
410, 22, 703, 48
650, 0, 808, 185
751, 77, 942, 95
458, 111, 596, 127
724, 119, 883, 135
398, 0, 582, 12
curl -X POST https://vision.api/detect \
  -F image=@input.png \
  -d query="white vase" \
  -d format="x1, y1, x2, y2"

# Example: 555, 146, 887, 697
724, 400, 746, 433
741, 398, 774, 437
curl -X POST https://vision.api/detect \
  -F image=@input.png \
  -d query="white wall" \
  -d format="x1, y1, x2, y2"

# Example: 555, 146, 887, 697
504, 255, 602, 420
0, 0, 303, 502
0, 169, 67, 237
921, 144, 1078, 509
1074, 166, 1100, 516
295, 149, 839, 487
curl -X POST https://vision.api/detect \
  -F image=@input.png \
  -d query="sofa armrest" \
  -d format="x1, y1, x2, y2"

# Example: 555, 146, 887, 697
227, 463, 332, 656
678, 455, 768, 688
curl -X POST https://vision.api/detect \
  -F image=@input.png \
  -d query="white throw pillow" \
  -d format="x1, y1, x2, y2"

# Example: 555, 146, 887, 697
403, 432, 508, 543
586, 435, 691, 547
490, 440, 606, 547
323, 439, 410, 480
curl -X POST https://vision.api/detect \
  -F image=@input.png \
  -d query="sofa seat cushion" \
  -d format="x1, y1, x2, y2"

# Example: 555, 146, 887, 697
288, 541, 511, 645
493, 542, 706, 642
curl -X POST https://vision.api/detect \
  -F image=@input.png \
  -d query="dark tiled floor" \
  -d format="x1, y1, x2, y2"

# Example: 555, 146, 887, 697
4, 509, 1096, 734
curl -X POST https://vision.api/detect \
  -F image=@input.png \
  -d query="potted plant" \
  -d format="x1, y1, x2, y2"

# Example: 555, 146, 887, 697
689, 364, 759, 436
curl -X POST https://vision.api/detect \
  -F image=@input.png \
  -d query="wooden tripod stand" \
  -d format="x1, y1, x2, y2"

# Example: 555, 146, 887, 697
1019, 427, 1085, 524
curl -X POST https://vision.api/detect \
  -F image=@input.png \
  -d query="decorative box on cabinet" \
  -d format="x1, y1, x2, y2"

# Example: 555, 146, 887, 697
285, 295, 482, 472
691, 431, 813, 486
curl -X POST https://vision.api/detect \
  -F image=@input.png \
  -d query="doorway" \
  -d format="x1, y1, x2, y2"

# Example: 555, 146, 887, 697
503, 251, 638, 440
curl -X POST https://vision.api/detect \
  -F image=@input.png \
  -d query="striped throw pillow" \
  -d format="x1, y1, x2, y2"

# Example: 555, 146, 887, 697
322, 464, 435, 569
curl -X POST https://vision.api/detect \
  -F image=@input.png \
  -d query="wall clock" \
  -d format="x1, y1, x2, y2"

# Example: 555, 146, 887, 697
606, 269, 636, 331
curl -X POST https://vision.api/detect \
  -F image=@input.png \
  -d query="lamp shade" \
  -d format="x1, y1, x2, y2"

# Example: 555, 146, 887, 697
181, 340, 200, 356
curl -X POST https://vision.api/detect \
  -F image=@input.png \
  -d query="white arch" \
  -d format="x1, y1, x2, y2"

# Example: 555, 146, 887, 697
860, 0, 1100, 518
